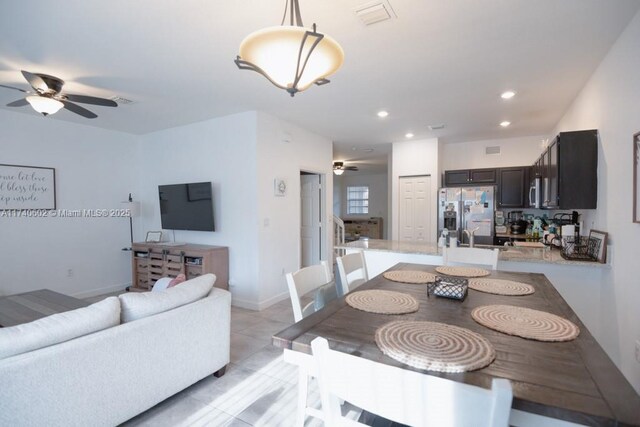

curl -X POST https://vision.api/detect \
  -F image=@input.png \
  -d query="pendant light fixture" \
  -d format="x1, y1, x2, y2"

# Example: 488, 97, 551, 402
235, 0, 344, 97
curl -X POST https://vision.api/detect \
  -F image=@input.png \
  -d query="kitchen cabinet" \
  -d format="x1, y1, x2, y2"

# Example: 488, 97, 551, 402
532, 129, 598, 209
444, 168, 497, 186
497, 167, 528, 208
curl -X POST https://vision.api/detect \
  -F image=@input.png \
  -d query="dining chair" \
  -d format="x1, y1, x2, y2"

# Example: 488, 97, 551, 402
286, 260, 333, 322
336, 251, 369, 295
310, 336, 513, 427
285, 260, 333, 426
443, 246, 500, 270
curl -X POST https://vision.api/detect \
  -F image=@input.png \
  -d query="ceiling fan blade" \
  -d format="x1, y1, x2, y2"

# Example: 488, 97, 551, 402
0, 84, 28, 93
345, 166, 359, 171
21, 70, 48, 92
62, 101, 97, 119
6, 98, 28, 107
64, 94, 117, 107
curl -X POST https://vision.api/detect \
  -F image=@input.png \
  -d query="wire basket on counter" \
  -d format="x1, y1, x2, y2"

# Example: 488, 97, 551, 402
561, 236, 601, 262
427, 276, 468, 301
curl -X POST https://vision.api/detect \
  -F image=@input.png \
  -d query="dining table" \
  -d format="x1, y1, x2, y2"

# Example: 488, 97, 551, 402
272, 262, 640, 426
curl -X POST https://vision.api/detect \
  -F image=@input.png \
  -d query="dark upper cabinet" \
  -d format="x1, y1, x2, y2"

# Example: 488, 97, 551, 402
444, 170, 471, 186
497, 167, 528, 208
532, 129, 598, 209
469, 169, 497, 184
444, 168, 496, 186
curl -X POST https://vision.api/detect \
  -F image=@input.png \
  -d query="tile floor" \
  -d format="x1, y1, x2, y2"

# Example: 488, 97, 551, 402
86, 293, 360, 426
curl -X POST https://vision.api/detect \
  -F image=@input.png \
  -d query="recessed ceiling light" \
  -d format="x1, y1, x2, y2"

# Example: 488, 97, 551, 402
377, 110, 389, 118
500, 121, 511, 127
405, 133, 414, 138
501, 91, 516, 100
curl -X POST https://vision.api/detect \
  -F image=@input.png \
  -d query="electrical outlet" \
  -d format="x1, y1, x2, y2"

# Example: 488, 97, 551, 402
66, 269, 74, 278
635, 340, 640, 363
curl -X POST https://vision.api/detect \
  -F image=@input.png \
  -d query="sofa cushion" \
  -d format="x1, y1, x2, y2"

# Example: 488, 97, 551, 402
0, 296, 121, 360
119, 273, 216, 323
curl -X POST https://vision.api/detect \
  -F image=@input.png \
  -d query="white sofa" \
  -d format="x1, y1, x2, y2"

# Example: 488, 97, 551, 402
0, 274, 231, 427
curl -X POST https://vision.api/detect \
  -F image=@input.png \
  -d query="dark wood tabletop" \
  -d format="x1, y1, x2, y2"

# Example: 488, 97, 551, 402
272, 263, 640, 426
0, 289, 89, 327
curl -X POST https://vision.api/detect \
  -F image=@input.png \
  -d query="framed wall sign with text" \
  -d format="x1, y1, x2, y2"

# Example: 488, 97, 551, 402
0, 164, 56, 210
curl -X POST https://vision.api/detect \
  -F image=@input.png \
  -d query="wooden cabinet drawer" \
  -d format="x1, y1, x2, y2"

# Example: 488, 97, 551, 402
136, 260, 149, 270
165, 254, 182, 263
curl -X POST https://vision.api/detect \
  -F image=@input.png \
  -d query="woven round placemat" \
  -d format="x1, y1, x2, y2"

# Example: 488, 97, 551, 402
375, 321, 495, 372
468, 278, 535, 296
471, 305, 580, 342
435, 266, 491, 278
345, 290, 419, 314
383, 270, 436, 284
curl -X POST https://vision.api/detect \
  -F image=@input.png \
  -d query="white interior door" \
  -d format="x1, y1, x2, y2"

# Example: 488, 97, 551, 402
398, 176, 432, 242
301, 174, 321, 267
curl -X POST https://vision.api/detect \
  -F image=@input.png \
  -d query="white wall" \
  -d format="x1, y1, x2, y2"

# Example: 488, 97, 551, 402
256, 112, 333, 308
390, 138, 440, 241
335, 172, 388, 238
553, 10, 640, 393
0, 111, 138, 298
136, 111, 260, 308
441, 135, 548, 170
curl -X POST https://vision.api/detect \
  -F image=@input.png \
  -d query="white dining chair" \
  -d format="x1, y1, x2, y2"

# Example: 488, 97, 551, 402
284, 260, 333, 426
309, 336, 513, 426
443, 246, 500, 270
336, 251, 369, 295
286, 260, 333, 323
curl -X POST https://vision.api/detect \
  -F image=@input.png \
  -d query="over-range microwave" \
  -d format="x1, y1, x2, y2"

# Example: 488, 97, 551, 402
529, 175, 543, 208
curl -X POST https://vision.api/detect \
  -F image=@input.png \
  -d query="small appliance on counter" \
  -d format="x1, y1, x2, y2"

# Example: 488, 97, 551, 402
508, 210, 527, 235
495, 211, 508, 234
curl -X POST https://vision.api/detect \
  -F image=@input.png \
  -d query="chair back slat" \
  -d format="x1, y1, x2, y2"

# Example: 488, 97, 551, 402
336, 251, 369, 295
311, 337, 513, 427
443, 247, 499, 270
286, 261, 332, 322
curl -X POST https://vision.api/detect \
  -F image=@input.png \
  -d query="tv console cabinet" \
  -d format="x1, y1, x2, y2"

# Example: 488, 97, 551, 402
130, 243, 229, 292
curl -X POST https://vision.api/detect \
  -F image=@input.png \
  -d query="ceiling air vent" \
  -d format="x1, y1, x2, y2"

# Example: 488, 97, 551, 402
355, 0, 396, 26
486, 146, 501, 155
109, 96, 134, 105
428, 124, 445, 131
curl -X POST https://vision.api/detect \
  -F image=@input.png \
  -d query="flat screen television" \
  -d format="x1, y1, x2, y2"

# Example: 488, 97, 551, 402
158, 182, 215, 231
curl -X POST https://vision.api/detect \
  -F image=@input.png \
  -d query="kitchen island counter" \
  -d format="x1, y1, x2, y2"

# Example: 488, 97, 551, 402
335, 239, 609, 268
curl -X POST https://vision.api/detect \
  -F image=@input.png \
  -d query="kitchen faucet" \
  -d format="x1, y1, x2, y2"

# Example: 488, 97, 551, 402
463, 227, 480, 248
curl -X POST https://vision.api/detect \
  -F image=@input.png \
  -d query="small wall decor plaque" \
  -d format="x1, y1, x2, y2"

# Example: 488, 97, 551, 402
0, 164, 56, 210
274, 178, 287, 197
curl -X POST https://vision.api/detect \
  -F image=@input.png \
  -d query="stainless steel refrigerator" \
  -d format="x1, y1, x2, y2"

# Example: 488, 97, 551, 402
438, 186, 495, 246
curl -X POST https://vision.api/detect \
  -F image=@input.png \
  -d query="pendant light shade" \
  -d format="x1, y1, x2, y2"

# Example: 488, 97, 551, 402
235, 0, 344, 96
26, 95, 64, 116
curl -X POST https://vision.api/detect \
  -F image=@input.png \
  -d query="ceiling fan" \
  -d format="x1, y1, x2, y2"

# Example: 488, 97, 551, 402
333, 161, 359, 175
0, 70, 117, 119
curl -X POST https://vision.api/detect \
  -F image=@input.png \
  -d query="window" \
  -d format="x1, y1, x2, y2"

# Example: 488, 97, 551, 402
347, 185, 369, 215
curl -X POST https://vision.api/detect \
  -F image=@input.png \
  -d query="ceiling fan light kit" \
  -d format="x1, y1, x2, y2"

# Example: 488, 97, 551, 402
26, 95, 64, 116
235, 0, 344, 97
0, 70, 117, 119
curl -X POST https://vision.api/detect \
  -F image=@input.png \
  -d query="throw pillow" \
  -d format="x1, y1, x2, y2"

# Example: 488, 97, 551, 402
0, 297, 121, 360
119, 273, 216, 323
168, 274, 186, 288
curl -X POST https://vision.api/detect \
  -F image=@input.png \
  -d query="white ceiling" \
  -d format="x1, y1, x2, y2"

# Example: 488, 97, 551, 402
2, 0, 639, 170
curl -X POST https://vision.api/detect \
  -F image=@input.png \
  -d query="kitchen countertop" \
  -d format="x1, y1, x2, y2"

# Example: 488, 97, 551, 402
335, 239, 609, 268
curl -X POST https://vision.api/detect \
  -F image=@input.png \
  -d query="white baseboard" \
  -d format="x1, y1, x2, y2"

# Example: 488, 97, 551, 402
71, 282, 131, 299
231, 291, 290, 311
